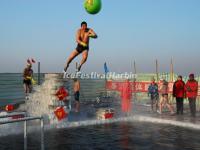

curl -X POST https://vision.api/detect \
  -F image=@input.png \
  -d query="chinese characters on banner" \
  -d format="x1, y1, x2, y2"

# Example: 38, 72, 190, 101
106, 81, 186, 94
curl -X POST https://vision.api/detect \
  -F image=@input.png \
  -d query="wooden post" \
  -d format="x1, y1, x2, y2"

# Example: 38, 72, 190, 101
170, 58, 174, 82
156, 59, 159, 82
133, 60, 137, 100
105, 62, 107, 97
134, 60, 137, 75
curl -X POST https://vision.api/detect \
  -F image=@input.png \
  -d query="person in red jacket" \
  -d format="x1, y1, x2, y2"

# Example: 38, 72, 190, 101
120, 79, 132, 115
185, 73, 198, 117
173, 75, 185, 115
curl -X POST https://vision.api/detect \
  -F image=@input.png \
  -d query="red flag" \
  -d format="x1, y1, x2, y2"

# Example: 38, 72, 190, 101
31, 58, 36, 63
54, 107, 67, 121
55, 87, 69, 100
27, 59, 31, 65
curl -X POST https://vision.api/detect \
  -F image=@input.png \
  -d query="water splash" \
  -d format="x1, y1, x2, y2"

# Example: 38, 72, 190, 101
0, 112, 24, 136
54, 115, 200, 130
1, 112, 200, 137
20, 74, 69, 124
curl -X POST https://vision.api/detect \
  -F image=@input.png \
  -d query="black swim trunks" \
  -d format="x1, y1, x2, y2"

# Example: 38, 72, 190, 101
74, 91, 80, 101
162, 93, 168, 97
76, 44, 89, 53
23, 79, 31, 85
151, 94, 159, 101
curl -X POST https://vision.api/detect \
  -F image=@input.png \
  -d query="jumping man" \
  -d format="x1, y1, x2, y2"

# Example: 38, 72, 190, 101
23, 64, 33, 99
64, 21, 97, 72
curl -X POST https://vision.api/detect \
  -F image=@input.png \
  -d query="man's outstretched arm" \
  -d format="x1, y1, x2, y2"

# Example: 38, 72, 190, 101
89, 29, 98, 38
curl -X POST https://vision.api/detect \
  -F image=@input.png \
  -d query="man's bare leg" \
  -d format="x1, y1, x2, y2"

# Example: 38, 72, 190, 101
77, 50, 88, 71
64, 50, 79, 72
24, 84, 27, 94
28, 84, 32, 93
75, 101, 80, 112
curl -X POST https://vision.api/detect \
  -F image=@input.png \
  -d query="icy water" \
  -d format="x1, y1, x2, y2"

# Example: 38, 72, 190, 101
0, 121, 200, 150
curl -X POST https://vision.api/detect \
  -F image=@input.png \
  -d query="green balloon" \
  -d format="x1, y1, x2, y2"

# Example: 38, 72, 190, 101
84, 0, 102, 15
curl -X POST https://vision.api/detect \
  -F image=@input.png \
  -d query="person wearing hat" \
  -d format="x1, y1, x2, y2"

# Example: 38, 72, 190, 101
23, 63, 33, 99
173, 75, 185, 115
148, 77, 159, 111
185, 73, 198, 117
120, 79, 132, 115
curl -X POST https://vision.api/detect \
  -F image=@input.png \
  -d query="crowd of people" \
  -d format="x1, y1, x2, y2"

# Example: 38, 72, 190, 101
22, 60, 198, 117
148, 74, 198, 117
22, 63, 81, 112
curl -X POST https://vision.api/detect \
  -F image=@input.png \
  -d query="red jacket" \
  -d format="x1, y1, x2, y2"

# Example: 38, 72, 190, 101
173, 80, 185, 98
185, 80, 198, 98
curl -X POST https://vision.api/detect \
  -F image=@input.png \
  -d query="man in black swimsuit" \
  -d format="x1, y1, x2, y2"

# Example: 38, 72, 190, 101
64, 21, 97, 72
23, 64, 33, 99
73, 78, 80, 112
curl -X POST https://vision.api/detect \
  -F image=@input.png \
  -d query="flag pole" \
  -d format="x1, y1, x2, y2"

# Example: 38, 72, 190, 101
133, 60, 137, 100
156, 59, 159, 82
170, 57, 174, 82
104, 62, 108, 97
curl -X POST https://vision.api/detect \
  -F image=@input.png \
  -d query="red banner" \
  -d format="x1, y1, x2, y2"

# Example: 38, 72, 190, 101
106, 81, 176, 94
5, 104, 14, 111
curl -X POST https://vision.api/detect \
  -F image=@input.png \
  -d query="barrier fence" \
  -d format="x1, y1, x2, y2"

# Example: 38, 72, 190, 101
0, 113, 44, 150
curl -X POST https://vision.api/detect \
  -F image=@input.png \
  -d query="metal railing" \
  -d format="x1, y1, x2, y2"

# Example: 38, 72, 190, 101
0, 112, 44, 150
0, 112, 26, 119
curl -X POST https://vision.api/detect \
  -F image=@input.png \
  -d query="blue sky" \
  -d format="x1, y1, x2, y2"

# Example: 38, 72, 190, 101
0, 0, 200, 75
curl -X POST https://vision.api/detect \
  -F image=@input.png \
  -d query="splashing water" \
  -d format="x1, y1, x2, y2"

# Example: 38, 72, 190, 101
20, 74, 69, 124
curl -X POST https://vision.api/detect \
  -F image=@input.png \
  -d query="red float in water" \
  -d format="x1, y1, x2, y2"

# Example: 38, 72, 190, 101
54, 106, 67, 121
104, 112, 114, 119
5, 104, 14, 111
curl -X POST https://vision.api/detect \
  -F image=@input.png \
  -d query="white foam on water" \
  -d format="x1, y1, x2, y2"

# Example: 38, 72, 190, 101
1, 113, 200, 137
0, 74, 68, 137
54, 115, 200, 130
0, 112, 24, 136
133, 115, 200, 130
19, 74, 68, 125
